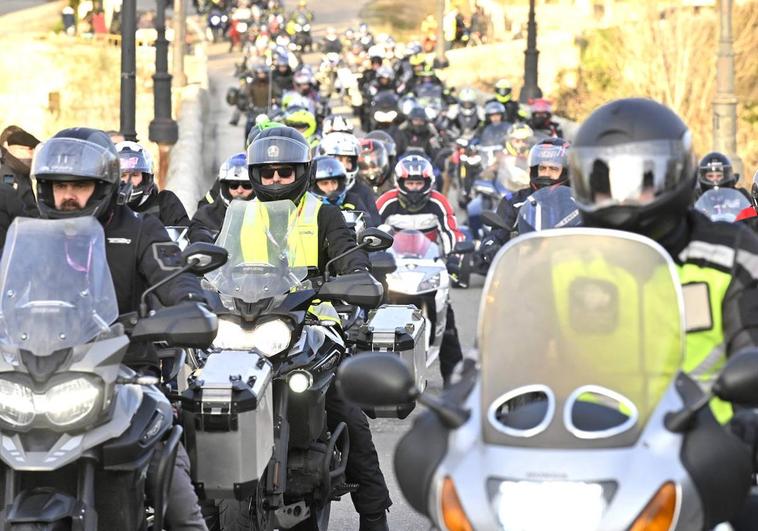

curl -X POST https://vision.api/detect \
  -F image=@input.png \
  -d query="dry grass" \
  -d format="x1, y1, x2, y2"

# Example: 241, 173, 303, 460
553, 1, 758, 179
358, 0, 438, 41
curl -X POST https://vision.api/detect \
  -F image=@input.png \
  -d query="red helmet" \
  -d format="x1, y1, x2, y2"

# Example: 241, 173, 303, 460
529, 98, 553, 114
394, 155, 434, 211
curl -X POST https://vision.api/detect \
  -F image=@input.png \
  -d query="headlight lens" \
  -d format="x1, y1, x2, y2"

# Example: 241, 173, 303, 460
0, 376, 102, 428
0, 379, 34, 427
419, 272, 441, 291
213, 318, 292, 356
44, 377, 101, 426
492, 480, 607, 531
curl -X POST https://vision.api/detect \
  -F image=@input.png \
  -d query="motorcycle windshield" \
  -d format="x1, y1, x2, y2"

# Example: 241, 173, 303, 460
0, 218, 117, 357
517, 187, 581, 233
479, 122, 510, 147
479, 230, 683, 449
389, 230, 439, 260
694, 188, 750, 223
415, 85, 443, 111
206, 199, 309, 303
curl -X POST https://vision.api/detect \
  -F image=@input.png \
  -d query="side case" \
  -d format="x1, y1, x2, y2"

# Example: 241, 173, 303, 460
355, 304, 427, 419
181, 350, 274, 500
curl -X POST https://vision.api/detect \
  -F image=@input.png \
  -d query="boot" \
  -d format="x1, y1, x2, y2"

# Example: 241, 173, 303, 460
359, 512, 389, 531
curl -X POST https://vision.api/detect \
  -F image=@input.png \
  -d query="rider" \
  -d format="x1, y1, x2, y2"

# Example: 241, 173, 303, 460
310, 155, 375, 225
527, 98, 564, 138
395, 106, 441, 160
0, 125, 40, 214
32, 127, 207, 530
358, 138, 392, 195
567, 98, 758, 426
375, 154, 465, 385
485, 78, 526, 124
282, 107, 320, 147
116, 141, 190, 227
318, 132, 381, 227
189, 152, 253, 244
475, 138, 571, 269
696, 151, 748, 198
247, 127, 392, 531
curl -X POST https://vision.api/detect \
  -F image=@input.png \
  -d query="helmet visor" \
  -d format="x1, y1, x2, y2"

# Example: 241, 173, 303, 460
570, 139, 691, 211
32, 138, 118, 182
528, 144, 567, 169
118, 151, 151, 174
248, 136, 310, 166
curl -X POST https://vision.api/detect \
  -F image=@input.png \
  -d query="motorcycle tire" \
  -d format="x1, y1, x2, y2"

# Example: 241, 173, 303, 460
218, 497, 272, 531
289, 502, 330, 531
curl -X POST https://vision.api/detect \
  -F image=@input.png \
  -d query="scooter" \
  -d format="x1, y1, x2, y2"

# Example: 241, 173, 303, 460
339, 227, 758, 531
0, 217, 223, 531
181, 199, 393, 530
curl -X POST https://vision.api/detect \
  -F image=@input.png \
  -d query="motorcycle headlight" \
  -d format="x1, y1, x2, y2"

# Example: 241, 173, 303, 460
0, 375, 102, 429
374, 110, 397, 122
44, 377, 101, 427
490, 480, 609, 531
213, 318, 293, 356
238, 22, 248, 32
418, 272, 441, 292
211, 15, 220, 24
303, 24, 310, 31
0, 379, 34, 427
295, 24, 302, 31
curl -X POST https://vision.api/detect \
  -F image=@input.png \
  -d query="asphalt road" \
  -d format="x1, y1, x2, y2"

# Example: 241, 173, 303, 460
0, 0, 49, 16
204, 1, 485, 527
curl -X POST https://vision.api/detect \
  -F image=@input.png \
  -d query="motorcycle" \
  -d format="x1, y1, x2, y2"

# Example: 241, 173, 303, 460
381, 214, 451, 373
287, 14, 312, 52
339, 227, 758, 531
0, 216, 223, 530
694, 188, 751, 223
465, 161, 509, 239
181, 199, 392, 530
516, 185, 581, 234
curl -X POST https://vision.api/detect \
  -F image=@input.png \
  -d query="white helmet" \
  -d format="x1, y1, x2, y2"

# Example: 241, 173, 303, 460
323, 115, 355, 136
317, 132, 361, 190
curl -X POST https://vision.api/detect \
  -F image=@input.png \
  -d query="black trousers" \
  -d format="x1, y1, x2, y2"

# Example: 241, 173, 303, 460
440, 304, 464, 381
326, 383, 392, 516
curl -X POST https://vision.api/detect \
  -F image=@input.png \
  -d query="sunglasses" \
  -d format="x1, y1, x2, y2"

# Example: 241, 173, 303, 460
228, 182, 253, 190
258, 166, 295, 179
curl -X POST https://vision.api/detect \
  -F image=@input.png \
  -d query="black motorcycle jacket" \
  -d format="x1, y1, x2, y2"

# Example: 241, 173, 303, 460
0, 147, 38, 215
131, 188, 191, 227
395, 123, 441, 160
349, 180, 380, 227
484, 98, 526, 124
0, 183, 25, 248
317, 202, 370, 273
188, 198, 227, 244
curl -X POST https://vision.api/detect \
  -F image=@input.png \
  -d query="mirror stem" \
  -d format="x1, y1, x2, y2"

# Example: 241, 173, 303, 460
323, 242, 368, 283
418, 393, 471, 429
664, 392, 712, 433
139, 263, 193, 318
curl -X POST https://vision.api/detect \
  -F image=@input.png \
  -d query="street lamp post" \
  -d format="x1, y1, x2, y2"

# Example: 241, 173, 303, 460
712, 0, 742, 178
149, 0, 179, 188
119, 0, 137, 141
435, 0, 445, 63
519, 0, 542, 103
172, 0, 187, 87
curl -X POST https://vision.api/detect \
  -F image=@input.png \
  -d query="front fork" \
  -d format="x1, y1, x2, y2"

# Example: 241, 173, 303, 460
267, 381, 290, 508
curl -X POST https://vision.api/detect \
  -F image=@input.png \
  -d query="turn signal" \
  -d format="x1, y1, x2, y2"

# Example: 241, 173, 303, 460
629, 482, 678, 531
441, 476, 473, 531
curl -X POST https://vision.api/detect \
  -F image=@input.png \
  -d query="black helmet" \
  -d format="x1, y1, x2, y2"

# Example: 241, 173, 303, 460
247, 127, 311, 203
33, 127, 120, 220
366, 129, 397, 176
310, 155, 347, 205
528, 139, 569, 189
116, 140, 155, 207
407, 106, 428, 134
358, 138, 390, 187
568, 98, 695, 240
697, 151, 735, 191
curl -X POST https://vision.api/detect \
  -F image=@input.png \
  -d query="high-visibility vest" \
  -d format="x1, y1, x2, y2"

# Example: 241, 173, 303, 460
240, 193, 322, 268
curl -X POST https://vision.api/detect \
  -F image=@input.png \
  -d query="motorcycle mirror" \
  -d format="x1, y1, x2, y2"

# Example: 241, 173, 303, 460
359, 228, 394, 252
182, 243, 229, 275
712, 350, 758, 405
453, 240, 475, 254
481, 211, 509, 230
337, 353, 418, 407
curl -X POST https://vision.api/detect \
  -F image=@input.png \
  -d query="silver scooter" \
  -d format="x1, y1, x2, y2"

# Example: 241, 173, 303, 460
338, 228, 758, 530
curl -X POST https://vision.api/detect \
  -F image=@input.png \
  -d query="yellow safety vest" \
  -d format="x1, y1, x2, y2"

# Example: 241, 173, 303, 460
240, 193, 322, 268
